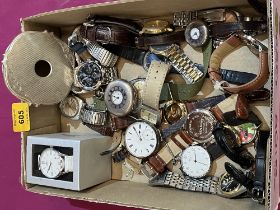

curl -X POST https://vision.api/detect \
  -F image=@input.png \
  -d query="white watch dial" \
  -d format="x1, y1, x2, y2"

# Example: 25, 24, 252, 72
111, 90, 124, 105
124, 121, 158, 158
190, 28, 200, 40
181, 145, 211, 178
39, 148, 64, 179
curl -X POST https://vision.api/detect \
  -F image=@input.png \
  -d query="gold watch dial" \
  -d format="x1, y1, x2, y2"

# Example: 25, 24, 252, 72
164, 102, 187, 124
140, 20, 173, 34
59, 96, 80, 118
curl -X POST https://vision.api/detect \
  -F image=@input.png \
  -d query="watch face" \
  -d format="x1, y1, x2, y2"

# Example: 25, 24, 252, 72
105, 79, 137, 117
181, 145, 211, 178
185, 20, 209, 48
77, 61, 102, 90
164, 102, 187, 124
218, 172, 244, 198
235, 123, 258, 144
185, 109, 216, 143
59, 96, 81, 118
39, 148, 64, 179
124, 121, 159, 158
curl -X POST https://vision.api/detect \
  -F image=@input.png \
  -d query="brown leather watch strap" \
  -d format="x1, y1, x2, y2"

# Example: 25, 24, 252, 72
110, 115, 136, 131
235, 94, 249, 119
209, 21, 267, 38
147, 131, 193, 173
135, 30, 185, 49
83, 122, 114, 136
80, 25, 136, 46
208, 34, 269, 94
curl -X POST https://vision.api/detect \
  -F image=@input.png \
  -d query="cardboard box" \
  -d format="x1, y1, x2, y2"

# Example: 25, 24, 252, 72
18, 0, 279, 209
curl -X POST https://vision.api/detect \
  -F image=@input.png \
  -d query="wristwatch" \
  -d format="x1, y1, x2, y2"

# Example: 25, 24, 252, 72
208, 33, 269, 94
181, 144, 212, 178
184, 109, 217, 144
38, 147, 73, 179
162, 100, 188, 124
141, 130, 193, 179
73, 59, 116, 91
212, 122, 255, 169
85, 40, 118, 67
150, 44, 204, 84
140, 61, 171, 125
59, 95, 84, 120
104, 79, 139, 117
139, 20, 173, 35
124, 121, 161, 158
80, 104, 107, 125
184, 20, 209, 48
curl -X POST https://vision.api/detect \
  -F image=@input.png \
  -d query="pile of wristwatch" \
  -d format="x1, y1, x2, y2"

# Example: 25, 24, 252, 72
58, 6, 270, 204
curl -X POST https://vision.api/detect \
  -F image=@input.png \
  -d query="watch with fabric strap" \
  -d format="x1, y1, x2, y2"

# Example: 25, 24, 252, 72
135, 30, 185, 49
149, 170, 219, 194
80, 24, 137, 47
80, 104, 107, 125
141, 131, 193, 179
208, 33, 269, 94
140, 61, 171, 124
85, 40, 118, 67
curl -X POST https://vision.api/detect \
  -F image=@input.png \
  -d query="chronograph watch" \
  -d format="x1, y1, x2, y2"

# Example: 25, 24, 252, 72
38, 147, 73, 179
74, 59, 116, 91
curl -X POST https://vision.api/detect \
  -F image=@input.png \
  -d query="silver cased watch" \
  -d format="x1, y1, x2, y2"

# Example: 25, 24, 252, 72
73, 59, 117, 91
104, 79, 139, 117
85, 40, 118, 67
38, 147, 73, 179
59, 95, 84, 120
80, 104, 108, 125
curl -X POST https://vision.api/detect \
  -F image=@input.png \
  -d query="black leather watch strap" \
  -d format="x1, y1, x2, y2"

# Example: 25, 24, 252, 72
252, 131, 269, 203
223, 111, 262, 127
103, 44, 147, 66
206, 142, 224, 160
213, 122, 255, 169
220, 69, 257, 85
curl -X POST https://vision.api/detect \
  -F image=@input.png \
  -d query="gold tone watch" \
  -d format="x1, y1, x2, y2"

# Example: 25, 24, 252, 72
139, 20, 173, 35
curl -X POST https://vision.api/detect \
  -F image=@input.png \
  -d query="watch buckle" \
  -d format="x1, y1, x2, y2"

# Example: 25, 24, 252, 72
251, 187, 265, 203
140, 163, 159, 181
97, 26, 112, 45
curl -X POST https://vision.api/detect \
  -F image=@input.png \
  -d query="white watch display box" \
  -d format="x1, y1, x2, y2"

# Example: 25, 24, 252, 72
26, 132, 112, 191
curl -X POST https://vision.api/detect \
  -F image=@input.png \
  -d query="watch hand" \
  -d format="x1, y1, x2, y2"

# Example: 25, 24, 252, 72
194, 151, 197, 162
47, 162, 52, 172
196, 161, 207, 166
133, 126, 142, 141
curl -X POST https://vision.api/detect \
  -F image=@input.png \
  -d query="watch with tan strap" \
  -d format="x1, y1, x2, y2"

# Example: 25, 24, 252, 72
208, 33, 269, 94
140, 61, 171, 125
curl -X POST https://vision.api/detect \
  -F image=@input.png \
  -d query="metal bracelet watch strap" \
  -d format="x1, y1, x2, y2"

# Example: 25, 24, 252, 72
85, 40, 118, 67
142, 130, 192, 179
80, 105, 107, 125
208, 33, 269, 94
149, 170, 219, 194
140, 61, 171, 124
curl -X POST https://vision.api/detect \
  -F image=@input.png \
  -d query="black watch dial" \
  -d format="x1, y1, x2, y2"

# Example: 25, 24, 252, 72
77, 61, 102, 90
220, 173, 241, 193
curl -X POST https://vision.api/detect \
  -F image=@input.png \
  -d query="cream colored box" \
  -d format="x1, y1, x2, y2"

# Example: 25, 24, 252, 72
26, 132, 112, 191
18, 0, 278, 210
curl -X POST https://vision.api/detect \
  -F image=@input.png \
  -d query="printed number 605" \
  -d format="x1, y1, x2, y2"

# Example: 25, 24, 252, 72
18, 110, 24, 124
